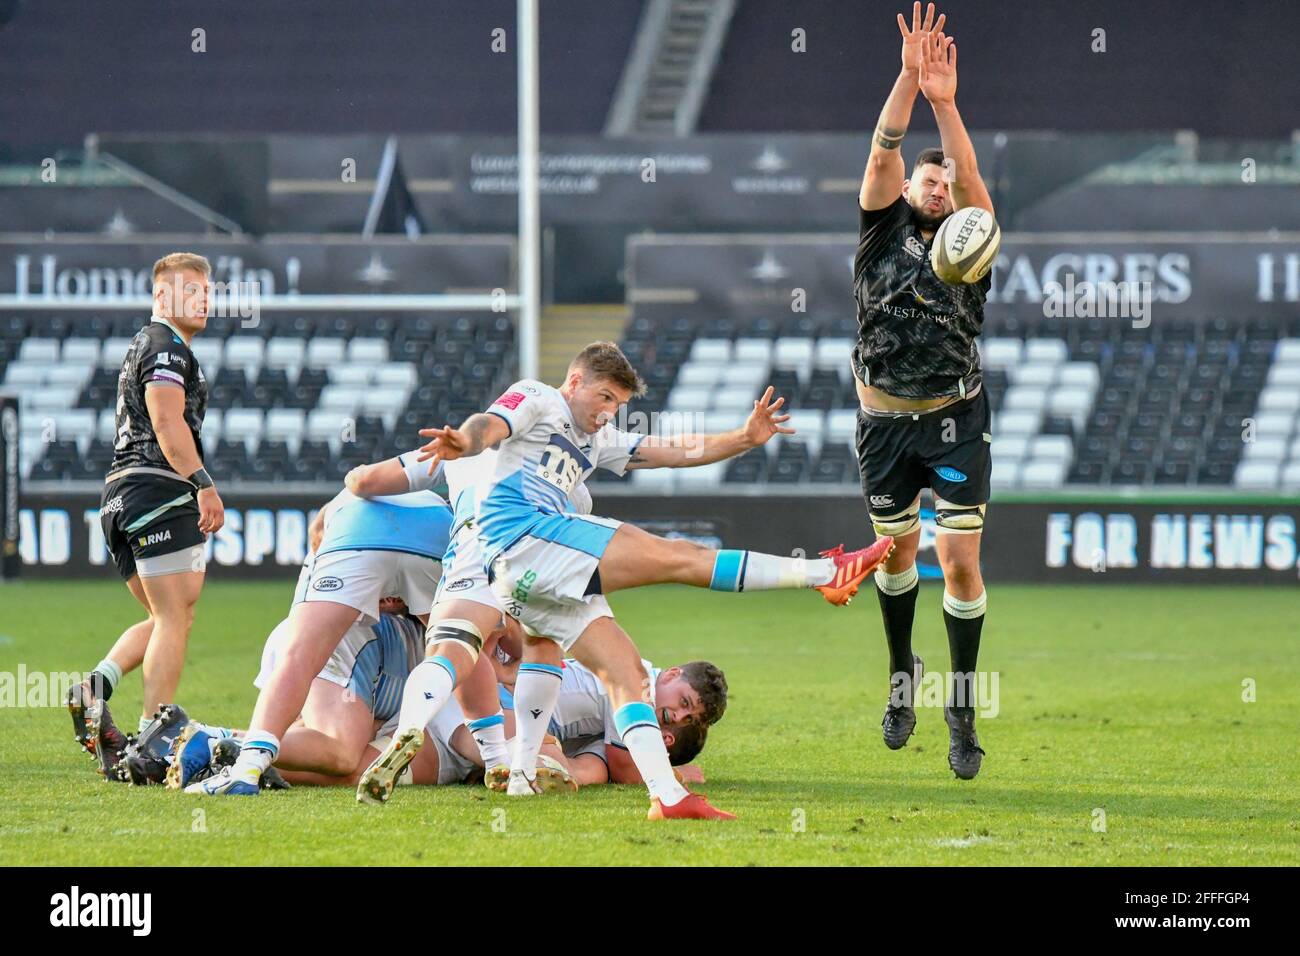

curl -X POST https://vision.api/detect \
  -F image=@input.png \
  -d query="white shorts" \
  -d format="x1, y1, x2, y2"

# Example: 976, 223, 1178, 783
293, 548, 440, 625
254, 616, 421, 724
433, 523, 499, 612
488, 513, 622, 651
372, 700, 476, 786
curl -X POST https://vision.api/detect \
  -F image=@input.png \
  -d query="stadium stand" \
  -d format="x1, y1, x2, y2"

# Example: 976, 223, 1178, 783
595, 310, 1300, 491
1, 312, 516, 483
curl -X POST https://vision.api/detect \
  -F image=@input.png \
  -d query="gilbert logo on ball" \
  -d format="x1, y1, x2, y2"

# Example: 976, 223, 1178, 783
930, 207, 1000, 285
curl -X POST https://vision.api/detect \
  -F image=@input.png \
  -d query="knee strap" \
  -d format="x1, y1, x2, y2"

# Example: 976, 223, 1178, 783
871, 505, 921, 538
427, 618, 484, 660
934, 499, 986, 534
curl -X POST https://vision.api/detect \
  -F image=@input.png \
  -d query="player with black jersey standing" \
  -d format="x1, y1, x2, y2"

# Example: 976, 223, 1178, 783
67, 253, 225, 765
854, 4, 994, 779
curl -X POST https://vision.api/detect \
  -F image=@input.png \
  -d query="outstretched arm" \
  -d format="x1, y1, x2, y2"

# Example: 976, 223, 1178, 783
416, 412, 511, 470
860, 2, 945, 211
625, 386, 793, 470
918, 28, 993, 213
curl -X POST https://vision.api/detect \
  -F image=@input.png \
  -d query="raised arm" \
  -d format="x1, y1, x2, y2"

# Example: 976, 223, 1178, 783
918, 28, 993, 213
625, 386, 793, 470
860, 2, 944, 211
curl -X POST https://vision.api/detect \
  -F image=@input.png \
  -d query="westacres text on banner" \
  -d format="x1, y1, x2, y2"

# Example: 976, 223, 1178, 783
14, 491, 1300, 584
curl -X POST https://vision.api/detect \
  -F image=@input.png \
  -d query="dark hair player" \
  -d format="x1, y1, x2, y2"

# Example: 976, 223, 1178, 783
853, 3, 995, 779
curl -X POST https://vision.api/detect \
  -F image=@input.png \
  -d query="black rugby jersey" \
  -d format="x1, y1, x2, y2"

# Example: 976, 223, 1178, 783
851, 196, 990, 400
108, 319, 207, 477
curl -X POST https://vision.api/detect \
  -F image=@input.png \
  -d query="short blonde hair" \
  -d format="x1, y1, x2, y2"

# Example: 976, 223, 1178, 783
152, 252, 211, 282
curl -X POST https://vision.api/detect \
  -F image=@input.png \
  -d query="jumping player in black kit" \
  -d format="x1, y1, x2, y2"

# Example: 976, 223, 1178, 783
66, 253, 225, 773
855, 4, 994, 779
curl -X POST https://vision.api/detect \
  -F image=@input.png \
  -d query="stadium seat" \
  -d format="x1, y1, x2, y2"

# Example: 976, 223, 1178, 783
223, 408, 265, 454
190, 339, 223, 374
1242, 437, 1287, 462
1002, 386, 1049, 413
224, 337, 265, 373
991, 436, 1030, 462
689, 339, 732, 363
1258, 388, 1300, 414
773, 338, 814, 376
1274, 339, 1300, 363
263, 408, 306, 450
666, 386, 712, 413
1020, 459, 1070, 487
733, 338, 773, 364
48, 364, 93, 390
1024, 338, 1068, 365
677, 363, 727, 388
264, 337, 307, 372
825, 409, 857, 445
1235, 461, 1281, 488
1266, 364, 1300, 387
329, 366, 373, 386
720, 363, 768, 395
981, 338, 1022, 368
1280, 462, 1300, 488
996, 410, 1041, 436
1012, 363, 1056, 388
374, 363, 418, 390
347, 338, 389, 364
317, 384, 364, 415
3, 364, 47, 388
18, 338, 60, 364
305, 338, 347, 368
61, 339, 100, 366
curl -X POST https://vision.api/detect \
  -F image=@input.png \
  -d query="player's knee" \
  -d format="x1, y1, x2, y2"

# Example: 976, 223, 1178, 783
428, 619, 483, 663
871, 504, 921, 538
933, 499, 985, 535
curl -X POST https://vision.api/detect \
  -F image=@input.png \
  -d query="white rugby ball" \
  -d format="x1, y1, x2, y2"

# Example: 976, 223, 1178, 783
930, 206, 1000, 285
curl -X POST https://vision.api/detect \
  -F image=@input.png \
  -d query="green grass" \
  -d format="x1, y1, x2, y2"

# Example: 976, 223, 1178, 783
1, 580, 1297, 866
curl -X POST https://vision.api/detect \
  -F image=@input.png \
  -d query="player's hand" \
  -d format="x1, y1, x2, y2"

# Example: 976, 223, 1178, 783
676, 764, 706, 785
416, 425, 469, 472
197, 486, 225, 535
743, 386, 795, 448
898, 2, 944, 77
918, 28, 957, 105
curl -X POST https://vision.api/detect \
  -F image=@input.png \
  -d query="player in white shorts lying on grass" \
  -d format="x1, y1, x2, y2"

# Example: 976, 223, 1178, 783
171, 603, 567, 791
188, 464, 453, 796
418, 341, 895, 820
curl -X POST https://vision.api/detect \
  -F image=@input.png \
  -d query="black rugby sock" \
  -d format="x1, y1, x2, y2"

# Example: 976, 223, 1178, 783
942, 590, 987, 713
875, 565, 919, 682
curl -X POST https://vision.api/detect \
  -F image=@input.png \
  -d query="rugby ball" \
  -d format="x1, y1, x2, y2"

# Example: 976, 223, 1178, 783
930, 206, 1000, 285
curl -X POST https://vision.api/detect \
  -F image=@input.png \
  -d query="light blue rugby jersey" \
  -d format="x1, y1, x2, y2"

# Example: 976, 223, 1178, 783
472, 379, 643, 563
315, 486, 453, 561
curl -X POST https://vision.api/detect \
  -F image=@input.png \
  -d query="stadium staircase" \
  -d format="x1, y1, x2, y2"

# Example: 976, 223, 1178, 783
540, 305, 629, 384
606, 0, 736, 136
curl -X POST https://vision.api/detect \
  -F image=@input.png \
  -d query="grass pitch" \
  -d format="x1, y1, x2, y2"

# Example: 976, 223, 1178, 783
1, 579, 1297, 866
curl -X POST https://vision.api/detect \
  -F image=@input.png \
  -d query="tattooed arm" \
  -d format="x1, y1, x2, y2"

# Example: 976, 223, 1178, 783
861, 2, 945, 211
